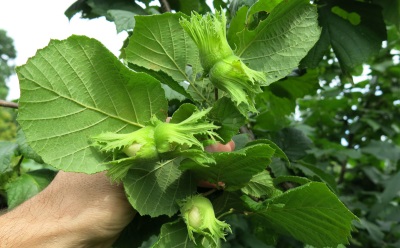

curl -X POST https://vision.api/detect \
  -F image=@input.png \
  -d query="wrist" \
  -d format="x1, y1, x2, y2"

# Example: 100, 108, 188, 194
0, 192, 94, 248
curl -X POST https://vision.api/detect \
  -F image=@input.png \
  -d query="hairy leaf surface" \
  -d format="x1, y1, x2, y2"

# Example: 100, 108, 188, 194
181, 144, 274, 191
125, 13, 203, 99
17, 35, 167, 173
123, 159, 196, 217
235, 0, 321, 84
246, 182, 358, 247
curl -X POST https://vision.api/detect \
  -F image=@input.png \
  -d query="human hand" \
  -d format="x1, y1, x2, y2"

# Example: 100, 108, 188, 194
0, 171, 135, 248
0, 141, 234, 248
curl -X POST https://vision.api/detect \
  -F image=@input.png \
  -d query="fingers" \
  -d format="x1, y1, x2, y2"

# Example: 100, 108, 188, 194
166, 116, 235, 152
205, 140, 235, 153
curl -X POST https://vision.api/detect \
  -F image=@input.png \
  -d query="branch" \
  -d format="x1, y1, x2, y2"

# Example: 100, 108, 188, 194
160, 0, 171, 12
0, 100, 18, 109
240, 125, 255, 141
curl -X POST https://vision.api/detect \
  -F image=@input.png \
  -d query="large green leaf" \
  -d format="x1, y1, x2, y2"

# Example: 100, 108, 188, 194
180, 144, 274, 191
245, 182, 358, 247
123, 159, 196, 217
125, 13, 204, 100
17, 35, 167, 173
302, 0, 386, 71
6, 169, 56, 209
235, 0, 321, 84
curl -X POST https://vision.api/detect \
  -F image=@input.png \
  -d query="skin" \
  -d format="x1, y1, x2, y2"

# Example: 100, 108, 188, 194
0, 141, 234, 248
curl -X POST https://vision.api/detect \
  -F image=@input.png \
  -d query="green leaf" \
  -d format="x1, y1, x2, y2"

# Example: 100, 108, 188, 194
108, 10, 136, 33
246, 182, 358, 247
213, 191, 249, 215
17, 35, 167, 173
235, 0, 321, 84
273, 175, 311, 187
125, 13, 204, 102
170, 103, 197, 123
246, 0, 283, 19
232, 133, 252, 150
291, 162, 337, 193
129, 63, 192, 100
123, 159, 196, 217
153, 220, 199, 248
113, 215, 171, 248
65, 0, 146, 20
16, 129, 44, 164
186, 78, 215, 104
370, 171, 400, 218
0, 141, 18, 173
355, 218, 385, 243
6, 169, 56, 209
208, 97, 246, 143
361, 140, 400, 162
241, 170, 275, 198
270, 127, 313, 161
373, 0, 400, 32
180, 144, 274, 191
254, 63, 319, 131
246, 139, 290, 165
302, 0, 386, 71
227, 6, 248, 50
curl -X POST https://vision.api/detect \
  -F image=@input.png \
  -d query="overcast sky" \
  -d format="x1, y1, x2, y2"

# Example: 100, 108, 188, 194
0, 0, 127, 100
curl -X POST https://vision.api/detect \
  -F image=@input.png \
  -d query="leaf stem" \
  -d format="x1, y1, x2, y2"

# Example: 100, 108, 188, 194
217, 208, 234, 219
240, 125, 255, 141
0, 100, 18, 109
15, 155, 24, 176
214, 87, 218, 101
189, 82, 212, 105
202, 188, 217, 197
160, 0, 171, 12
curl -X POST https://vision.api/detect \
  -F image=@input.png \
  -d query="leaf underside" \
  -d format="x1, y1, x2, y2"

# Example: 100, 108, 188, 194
17, 35, 167, 173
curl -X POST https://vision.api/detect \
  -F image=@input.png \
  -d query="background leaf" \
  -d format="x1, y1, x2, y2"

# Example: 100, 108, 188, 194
301, 0, 386, 71
5, 169, 56, 209
0, 141, 18, 173
361, 140, 400, 162
16, 129, 44, 164
17, 35, 167, 173
108, 10, 136, 33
